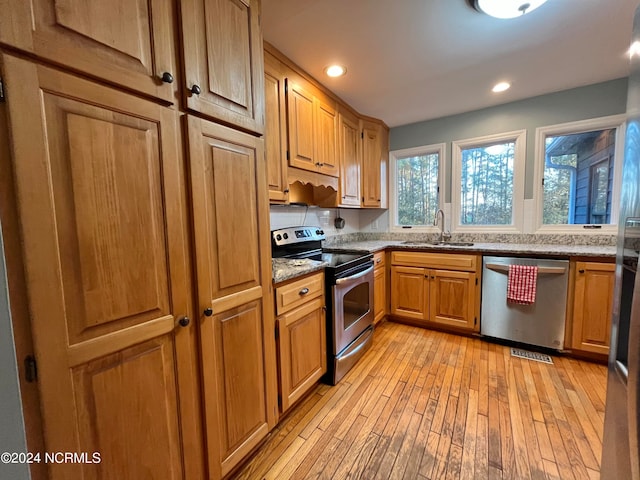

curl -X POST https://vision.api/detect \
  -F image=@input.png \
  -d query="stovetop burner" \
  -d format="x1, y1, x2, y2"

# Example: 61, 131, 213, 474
271, 226, 372, 274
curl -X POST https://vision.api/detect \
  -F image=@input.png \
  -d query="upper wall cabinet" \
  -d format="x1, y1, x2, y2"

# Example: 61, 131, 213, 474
180, 0, 265, 135
362, 119, 388, 208
287, 76, 339, 177
264, 52, 289, 203
0, 0, 178, 103
338, 107, 361, 207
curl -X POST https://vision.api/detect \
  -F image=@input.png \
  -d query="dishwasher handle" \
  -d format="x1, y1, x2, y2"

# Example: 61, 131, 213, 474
485, 263, 566, 275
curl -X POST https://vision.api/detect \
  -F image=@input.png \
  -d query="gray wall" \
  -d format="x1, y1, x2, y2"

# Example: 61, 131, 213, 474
390, 78, 629, 201
0, 223, 31, 480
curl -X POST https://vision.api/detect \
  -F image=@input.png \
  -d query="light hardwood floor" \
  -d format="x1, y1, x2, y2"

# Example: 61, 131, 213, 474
233, 321, 608, 480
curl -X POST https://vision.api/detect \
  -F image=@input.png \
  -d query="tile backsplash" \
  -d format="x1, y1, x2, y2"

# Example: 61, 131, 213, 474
269, 205, 360, 235
269, 206, 616, 246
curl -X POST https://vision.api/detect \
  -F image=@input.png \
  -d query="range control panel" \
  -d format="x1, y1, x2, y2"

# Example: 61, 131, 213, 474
272, 226, 326, 246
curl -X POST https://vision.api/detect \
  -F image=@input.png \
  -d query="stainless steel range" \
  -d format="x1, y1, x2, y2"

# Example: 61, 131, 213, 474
272, 226, 375, 384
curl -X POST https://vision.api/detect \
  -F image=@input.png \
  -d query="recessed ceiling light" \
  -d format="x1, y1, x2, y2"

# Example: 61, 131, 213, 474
324, 65, 347, 78
470, 0, 549, 19
492, 82, 511, 93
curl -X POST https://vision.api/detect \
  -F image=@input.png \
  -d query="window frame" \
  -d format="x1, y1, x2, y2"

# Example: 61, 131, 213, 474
533, 114, 626, 234
451, 130, 526, 233
389, 143, 445, 232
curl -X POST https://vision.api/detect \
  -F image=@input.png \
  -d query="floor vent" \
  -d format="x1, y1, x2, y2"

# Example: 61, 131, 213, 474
510, 348, 553, 364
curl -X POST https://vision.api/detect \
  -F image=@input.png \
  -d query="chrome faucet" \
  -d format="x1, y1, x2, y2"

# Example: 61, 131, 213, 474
433, 209, 451, 243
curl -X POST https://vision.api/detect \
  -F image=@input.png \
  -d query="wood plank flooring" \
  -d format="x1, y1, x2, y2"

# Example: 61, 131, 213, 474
233, 321, 608, 480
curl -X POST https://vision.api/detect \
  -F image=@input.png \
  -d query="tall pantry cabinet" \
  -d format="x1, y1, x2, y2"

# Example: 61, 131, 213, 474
0, 1, 274, 479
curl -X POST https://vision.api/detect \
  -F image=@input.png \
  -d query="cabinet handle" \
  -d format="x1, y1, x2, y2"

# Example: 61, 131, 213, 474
376, 258, 382, 264
190, 84, 202, 95
178, 316, 190, 327
322, 305, 327, 312
161, 72, 174, 84
431, 276, 435, 279
203, 307, 213, 317
424, 274, 429, 278
299, 287, 309, 295
578, 269, 585, 273
284, 189, 289, 193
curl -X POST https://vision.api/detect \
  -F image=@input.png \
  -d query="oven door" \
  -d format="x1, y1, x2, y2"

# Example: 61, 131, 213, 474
331, 262, 374, 355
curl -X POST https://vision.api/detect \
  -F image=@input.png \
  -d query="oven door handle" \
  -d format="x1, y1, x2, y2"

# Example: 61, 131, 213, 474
335, 265, 374, 285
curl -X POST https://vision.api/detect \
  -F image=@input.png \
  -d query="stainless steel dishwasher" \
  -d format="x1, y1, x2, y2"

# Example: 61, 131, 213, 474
481, 256, 569, 350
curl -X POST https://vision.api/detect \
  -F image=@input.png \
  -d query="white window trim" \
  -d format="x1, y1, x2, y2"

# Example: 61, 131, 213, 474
533, 114, 626, 234
451, 130, 526, 233
389, 143, 446, 233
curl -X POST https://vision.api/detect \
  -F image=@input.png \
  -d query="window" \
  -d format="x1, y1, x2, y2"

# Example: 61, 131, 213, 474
389, 144, 444, 230
452, 130, 526, 232
535, 115, 625, 232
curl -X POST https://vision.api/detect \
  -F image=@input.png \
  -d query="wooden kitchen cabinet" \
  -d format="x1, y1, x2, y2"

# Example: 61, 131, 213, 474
391, 265, 428, 323
390, 251, 480, 332
339, 106, 362, 207
287, 75, 339, 177
361, 119, 389, 208
187, 116, 277, 478
0, 0, 178, 103
275, 271, 327, 413
180, 0, 265, 134
430, 269, 477, 330
373, 251, 387, 323
0, 54, 203, 479
571, 261, 615, 355
264, 52, 289, 203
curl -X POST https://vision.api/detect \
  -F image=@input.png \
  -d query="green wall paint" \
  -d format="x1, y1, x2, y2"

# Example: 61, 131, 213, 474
390, 78, 628, 201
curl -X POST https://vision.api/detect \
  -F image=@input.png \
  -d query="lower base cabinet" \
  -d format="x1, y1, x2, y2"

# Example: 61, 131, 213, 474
275, 271, 327, 413
373, 251, 387, 323
390, 252, 480, 332
570, 261, 615, 355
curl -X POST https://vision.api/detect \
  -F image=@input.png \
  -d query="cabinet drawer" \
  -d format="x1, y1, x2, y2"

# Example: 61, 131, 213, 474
373, 251, 385, 270
276, 272, 324, 315
391, 251, 477, 272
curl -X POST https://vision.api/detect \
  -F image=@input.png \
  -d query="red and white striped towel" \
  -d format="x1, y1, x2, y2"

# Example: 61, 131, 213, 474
506, 265, 538, 305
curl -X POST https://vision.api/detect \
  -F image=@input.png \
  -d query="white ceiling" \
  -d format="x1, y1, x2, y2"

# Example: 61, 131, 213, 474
262, 0, 638, 128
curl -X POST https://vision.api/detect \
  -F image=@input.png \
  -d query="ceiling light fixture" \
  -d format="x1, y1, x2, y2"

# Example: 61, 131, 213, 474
492, 81, 511, 93
324, 65, 347, 78
468, 0, 549, 19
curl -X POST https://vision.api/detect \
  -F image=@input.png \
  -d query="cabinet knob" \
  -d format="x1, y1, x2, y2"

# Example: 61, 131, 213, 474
578, 269, 585, 273
284, 189, 289, 194
190, 84, 202, 95
178, 316, 190, 327
161, 72, 174, 84
376, 258, 382, 264
203, 307, 213, 317
299, 287, 309, 295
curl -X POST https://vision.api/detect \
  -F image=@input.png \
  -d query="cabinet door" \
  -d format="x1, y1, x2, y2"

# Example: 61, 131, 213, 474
287, 79, 316, 172
277, 297, 327, 412
2, 54, 201, 479
181, 0, 264, 134
362, 120, 382, 207
315, 97, 339, 177
572, 262, 615, 354
390, 266, 428, 323
0, 0, 177, 103
339, 108, 362, 206
264, 54, 289, 203
187, 116, 277, 478
374, 265, 387, 324
430, 270, 477, 330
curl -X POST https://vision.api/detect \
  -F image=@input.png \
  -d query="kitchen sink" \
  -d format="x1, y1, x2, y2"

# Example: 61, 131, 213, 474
401, 241, 474, 247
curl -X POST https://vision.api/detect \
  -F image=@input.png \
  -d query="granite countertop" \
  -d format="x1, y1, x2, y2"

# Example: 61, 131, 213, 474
272, 257, 328, 284
272, 240, 616, 283
328, 240, 617, 258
